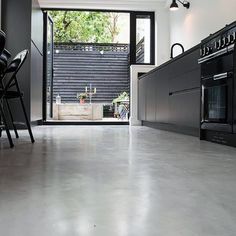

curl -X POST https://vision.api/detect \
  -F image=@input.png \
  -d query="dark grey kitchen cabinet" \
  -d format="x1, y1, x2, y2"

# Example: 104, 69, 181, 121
169, 49, 199, 79
169, 89, 200, 128
169, 68, 200, 92
146, 77, 157, 122
155, 69, 169, 123
138, 75, 147, 121
138, 44, 201, 136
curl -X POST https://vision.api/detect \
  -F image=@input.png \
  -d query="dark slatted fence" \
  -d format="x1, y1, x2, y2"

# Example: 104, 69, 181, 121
136, 37, 145, 63
53, 43, 130, 104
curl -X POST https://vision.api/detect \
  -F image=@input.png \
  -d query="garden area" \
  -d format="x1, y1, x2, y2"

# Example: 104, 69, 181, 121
47, 11, 130, 122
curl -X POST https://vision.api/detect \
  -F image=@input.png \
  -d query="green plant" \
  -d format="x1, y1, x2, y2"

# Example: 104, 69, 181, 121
112, 92, 129, 104
77, 93, 87, 100
49, 11, 120, 43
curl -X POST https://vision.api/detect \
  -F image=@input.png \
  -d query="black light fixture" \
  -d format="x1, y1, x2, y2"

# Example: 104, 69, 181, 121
170, 0, 190, 11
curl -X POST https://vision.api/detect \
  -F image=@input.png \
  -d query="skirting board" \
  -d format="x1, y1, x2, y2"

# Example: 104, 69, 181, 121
143, 121, 199, 137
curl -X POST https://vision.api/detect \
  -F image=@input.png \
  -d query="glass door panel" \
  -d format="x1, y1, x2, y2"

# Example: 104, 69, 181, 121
46, 14, 54, 119
130, 12, 155, 65
204, 85, 228, 122
136, 15, 151, 64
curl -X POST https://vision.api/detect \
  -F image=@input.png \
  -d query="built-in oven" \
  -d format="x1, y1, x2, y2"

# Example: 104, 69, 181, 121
201, 71, 233, 133
233, 41, 236, 134
198, 21, 236, 146
198, 22, 236, 134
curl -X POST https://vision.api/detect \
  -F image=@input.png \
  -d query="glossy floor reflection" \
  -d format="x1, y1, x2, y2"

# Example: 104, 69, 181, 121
0, 126, 236, 236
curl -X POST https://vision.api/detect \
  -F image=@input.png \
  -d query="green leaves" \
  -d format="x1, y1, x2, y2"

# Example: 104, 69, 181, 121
112, 92, 129, 104
49, 11, 120, 43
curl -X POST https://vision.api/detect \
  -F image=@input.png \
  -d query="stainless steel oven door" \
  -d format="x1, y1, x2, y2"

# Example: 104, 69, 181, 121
201, 72, 233, 133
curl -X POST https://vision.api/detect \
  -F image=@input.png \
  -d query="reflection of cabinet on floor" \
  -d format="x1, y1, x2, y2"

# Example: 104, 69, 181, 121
53, 103, 103, 120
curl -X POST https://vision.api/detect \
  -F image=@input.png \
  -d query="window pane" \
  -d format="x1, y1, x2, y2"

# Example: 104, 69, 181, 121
136, 15, 151, 64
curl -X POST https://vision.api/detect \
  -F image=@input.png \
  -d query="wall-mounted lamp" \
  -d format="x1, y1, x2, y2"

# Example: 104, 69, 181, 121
170, 0, 190, 11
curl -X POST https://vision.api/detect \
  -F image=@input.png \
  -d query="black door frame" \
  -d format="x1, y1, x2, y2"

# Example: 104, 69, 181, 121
42, 8, 155, 124
130, 11, 155, 65
43, 12, 54, 121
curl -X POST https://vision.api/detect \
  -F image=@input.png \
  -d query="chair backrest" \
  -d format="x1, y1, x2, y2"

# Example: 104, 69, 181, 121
0, 49, 11, 73
5, 50, 29, 90
0, 30, 6, 55
6, 50, 28, 74
0, 31, 7, 75
2, 49, 11, 61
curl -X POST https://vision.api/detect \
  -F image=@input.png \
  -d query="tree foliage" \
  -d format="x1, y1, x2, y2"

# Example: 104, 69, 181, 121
49, 11, 120, 43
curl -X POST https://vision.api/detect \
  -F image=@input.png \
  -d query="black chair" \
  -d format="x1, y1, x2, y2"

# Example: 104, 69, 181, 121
0, 30, 15, 148
0, 31, 11, 72
0, 50, 35, 147
0, 30, 7, 77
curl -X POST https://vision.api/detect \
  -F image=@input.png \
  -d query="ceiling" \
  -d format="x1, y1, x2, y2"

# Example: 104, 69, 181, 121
38, 0, 167, 11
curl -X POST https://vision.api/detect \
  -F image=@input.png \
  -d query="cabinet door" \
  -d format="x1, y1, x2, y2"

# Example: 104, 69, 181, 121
156, 69, 169, 123
146, 77, 157, 121
138, 78, 147, 121
169, 89, 200, 128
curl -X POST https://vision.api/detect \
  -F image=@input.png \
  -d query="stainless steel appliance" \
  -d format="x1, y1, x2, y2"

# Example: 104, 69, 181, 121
198, 22, 236, 146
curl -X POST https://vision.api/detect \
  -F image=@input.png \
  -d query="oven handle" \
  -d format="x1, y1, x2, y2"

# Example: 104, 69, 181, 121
213, 72, 228, 81
202, 72, 233, 82
198, 44, 234, 64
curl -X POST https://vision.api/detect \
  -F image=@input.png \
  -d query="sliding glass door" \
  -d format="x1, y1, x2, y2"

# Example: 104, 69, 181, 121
43, 12, 54, 120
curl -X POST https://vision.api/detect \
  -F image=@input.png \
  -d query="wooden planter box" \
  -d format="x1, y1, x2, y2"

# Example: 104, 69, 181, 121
53, 103, 103, 120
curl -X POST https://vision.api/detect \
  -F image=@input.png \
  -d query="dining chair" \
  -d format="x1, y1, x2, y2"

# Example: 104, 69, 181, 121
0, 50, 35, 147
0, 30, 14, 147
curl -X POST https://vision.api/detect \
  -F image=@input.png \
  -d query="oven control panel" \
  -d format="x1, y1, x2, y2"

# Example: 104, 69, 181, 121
200, 22, 236, 58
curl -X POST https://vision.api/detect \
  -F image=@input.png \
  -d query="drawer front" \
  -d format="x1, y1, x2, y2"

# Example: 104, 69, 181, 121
169, 68, 200, 92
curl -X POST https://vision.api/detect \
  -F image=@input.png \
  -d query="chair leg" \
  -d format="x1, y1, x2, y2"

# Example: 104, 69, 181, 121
5, 99, 19, 139
0, 116, 2, 137
0, 105, 14, 148
19, 96, 35, 143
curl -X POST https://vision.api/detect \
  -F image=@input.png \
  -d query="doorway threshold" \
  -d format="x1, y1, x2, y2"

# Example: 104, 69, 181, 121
42, 120, 129, 125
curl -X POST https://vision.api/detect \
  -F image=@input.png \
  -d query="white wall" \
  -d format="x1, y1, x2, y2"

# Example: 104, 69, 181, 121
170, 0, 236, 54
155, 7, 170, 65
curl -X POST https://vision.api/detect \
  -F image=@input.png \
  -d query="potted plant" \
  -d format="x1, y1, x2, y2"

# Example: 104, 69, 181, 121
77, 93, 87, 104
112, 92, 129, 104
112, 92, 130, 119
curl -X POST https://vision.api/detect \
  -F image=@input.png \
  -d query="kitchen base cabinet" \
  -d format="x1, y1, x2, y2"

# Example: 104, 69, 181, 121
155, 69, 169, 123
169, 89, 200, 128
146, 77, 157, 122
138, 45, 201, 137
143, 121, 199, 137
138, 75, 147, 121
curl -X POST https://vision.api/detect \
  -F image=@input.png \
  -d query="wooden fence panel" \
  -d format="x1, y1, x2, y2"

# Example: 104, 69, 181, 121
53, 43, 130, 104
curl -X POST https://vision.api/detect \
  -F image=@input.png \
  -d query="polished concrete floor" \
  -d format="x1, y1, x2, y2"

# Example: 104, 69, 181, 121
0, 126, 236, 236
